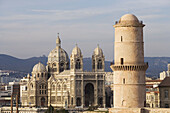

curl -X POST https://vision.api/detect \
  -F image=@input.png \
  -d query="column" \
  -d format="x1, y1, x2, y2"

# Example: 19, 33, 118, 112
95, 73, 98, 106
103, 74, 106, 108
81, 74, 84, 107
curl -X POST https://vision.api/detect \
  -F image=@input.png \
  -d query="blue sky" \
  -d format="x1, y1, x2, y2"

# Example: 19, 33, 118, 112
0, 0, 170, 61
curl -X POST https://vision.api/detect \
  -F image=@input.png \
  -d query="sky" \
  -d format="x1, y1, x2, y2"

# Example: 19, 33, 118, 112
0, 0, 170, 61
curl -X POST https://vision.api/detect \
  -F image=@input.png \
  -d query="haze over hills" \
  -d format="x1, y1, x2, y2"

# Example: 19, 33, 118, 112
0, 54, 169, 78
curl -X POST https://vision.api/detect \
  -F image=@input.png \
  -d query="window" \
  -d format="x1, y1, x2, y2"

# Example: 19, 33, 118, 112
165, 90, 169, 99
76, 59, 81, 69
31, 84, 33, 89
58, 85, 61, 91
40, 84, 46, 95
93, 60, 95, 69
123, 78, 125, 84
64, 85, 67, 90
60, 62, 64, 72
165, 104, 169, 108
57, 96, 61, 102
52, 85, 55, 91
37, 73, 39, 77
121, 36, 123, 42
97, 59, 102, 69
120, 58, 124, 65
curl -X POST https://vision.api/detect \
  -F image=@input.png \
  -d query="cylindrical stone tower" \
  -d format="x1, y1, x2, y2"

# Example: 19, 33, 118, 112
110, 14, 148, 108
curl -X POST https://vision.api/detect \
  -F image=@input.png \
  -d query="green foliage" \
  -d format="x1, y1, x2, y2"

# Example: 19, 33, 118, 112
45, 105, 54, 113
54, 108, 69, 113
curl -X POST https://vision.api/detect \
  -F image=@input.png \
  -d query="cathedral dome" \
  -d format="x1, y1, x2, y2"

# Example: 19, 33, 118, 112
93, 45, 103, 56
48, 48, 69, 62
119, 14, 139, 23
71, 44, 82, 56
32, 62, 46, 72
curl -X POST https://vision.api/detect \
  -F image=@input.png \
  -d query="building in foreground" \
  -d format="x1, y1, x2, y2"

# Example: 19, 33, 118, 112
20, 36, 107, 108
109, 14, 170, 113
146, 80, 162, 108
159, 77, 170, 108
0, 81, 20, 107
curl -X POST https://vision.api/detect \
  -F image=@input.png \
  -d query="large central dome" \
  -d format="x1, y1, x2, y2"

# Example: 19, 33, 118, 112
47, 36, 69, 74
48, 47, 69, 62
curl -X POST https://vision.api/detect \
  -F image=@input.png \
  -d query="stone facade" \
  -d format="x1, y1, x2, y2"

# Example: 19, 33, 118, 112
20, 36, 106, 108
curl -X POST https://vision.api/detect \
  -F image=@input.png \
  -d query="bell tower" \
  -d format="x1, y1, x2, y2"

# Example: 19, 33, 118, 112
110, 14, 148, 109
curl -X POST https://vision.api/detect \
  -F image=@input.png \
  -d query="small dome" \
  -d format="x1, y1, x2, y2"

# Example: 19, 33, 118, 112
119, 14, 139, 22
93, 45, 103, 56
71, 44, 82, 56
32, 62, 46, 72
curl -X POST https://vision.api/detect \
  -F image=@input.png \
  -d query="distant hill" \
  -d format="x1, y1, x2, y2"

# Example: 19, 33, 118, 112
0, 54, 47, 73
0, 54, 169, 78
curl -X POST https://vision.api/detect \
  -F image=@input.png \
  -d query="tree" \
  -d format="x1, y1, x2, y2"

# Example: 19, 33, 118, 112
45, 105, 54, 113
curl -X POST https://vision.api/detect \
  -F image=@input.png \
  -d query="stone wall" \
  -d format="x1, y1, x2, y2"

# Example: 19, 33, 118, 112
109, 108, 170, 113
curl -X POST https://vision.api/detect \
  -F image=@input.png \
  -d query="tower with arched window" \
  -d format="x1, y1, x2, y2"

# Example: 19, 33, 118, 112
70, 44, 83, 72
25, 62, 48, 107
92, 45, 105, 72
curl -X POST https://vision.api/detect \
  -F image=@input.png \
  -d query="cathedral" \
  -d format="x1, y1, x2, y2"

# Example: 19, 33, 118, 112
20, 35, 106, 108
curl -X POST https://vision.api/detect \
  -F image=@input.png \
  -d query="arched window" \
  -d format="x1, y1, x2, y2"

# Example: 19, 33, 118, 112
97, 59, 102, 69
76, 59, 81, 69
58, 85, 61, 91
37, 73, 39, 77
60, 62, 64, 72
30, 83, 33, 89
52, 85, 55, 91
64, 84, 67, 90
93, 60, 95, 69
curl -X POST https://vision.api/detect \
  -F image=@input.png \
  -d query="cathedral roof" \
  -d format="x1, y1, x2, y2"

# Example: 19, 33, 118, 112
93, 45, 103, 56
71, 44, 82, 57
32, 62, 46, 72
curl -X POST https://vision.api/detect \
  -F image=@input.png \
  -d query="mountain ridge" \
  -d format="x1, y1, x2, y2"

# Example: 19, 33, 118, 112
0, 54, 170, 78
